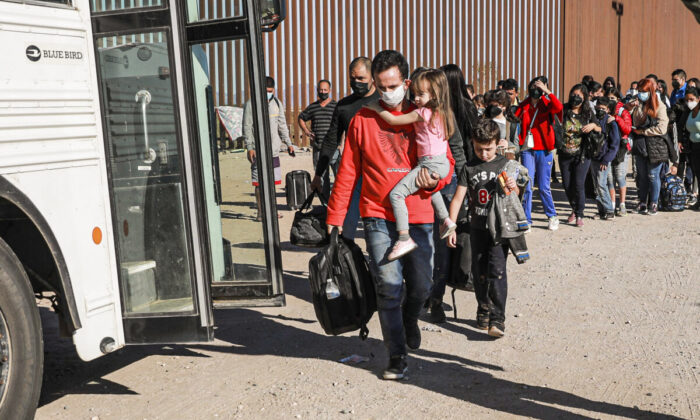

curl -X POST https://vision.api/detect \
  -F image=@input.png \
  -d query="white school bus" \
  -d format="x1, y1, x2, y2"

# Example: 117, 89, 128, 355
0, 1, 287, 418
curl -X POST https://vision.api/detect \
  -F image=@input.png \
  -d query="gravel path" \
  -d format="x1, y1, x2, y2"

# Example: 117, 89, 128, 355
37, 152, 699, 419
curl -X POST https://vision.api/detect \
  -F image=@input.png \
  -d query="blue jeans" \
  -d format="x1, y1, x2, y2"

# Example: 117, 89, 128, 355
521, 149, 557, 223
341, 176, 362, 240
636, 159, 663, 205
363, 218, 434, 357
591, 160, 614, 214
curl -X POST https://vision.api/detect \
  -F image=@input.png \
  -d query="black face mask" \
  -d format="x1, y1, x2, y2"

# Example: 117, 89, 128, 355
596, 109, 607, 119
672, 80, 681, 90
350, 80, 370, 96
569, 95, 584, 107
318, 91, 329, 100
486, 104, 503, 118
529, 87, 542, 100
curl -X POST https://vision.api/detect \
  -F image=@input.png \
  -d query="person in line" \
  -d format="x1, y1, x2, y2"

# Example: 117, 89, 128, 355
365, 69, 458, 260
582, 75, 595, 86
679, 87, 700, 210
670, 69, 695, 202
326, 50, 453, 380
588, 81, 604, 108
631, 78, 678, 215
427, 64, 475, 323
311, 57, 380, 239
243, 76, 294, 221
484, 89, 520, 155
502, 78, 520, 108
627, 81, 639, 97
603, 76, 617, 91
658, 80, 672, 109
515, 76, 563, 231
474, 94, 486, 116
688, 78, 699, 88
298, 79, 337, 199
557, 84, 600, 227
446, 120, 528, 338
591, 97, 621, 220
465, 84, 476, 100
604, 87, 633, 216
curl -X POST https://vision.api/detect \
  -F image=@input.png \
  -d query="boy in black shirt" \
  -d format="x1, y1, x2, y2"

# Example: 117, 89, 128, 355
447, 120, 521, 338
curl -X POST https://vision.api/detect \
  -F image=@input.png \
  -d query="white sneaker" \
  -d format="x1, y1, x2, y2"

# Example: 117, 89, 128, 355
524, 224, 532, 234
547, 216, 559, 231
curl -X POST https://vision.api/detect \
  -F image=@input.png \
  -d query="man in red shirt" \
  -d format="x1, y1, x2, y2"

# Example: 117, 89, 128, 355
515, 76, 564, 231
326, 50, 453, 380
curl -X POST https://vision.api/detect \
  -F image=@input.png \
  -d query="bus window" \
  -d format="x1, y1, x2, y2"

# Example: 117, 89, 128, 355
190, 39, 270, 286
95, 32, 197, 315
90, 0, 163, 12
186, 0, 284, 27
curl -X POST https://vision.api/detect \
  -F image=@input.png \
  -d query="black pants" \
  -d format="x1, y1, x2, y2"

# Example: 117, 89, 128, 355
691, 143, 700, 194
558, 153, 591, 217
470, 228, 508, 326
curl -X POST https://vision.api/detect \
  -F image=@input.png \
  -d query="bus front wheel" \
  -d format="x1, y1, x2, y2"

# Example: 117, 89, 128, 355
0, 237, 43, 420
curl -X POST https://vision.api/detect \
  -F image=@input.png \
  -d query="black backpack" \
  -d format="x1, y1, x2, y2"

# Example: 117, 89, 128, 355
660, 175, 688, 211
308, 229, 376, 339
290, 190, 328, 247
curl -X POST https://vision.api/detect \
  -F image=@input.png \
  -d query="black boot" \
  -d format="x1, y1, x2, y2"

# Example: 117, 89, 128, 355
429, 298, 446, 324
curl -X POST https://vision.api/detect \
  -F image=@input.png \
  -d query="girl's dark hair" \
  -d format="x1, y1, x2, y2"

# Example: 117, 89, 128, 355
483, 89, 520, 123
565, 83, 595, 122
440, 64, 475, 140
587, 80, 602, 94
603, 76, 617, 88
658, 79, 668, 95
603, 86, 622, 100
686, 86, 700, 97
689, 77, 700, 86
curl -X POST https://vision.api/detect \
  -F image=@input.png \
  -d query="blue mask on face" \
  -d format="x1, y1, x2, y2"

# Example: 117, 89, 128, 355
638, 91, 650, 102
267, 92, 274, 101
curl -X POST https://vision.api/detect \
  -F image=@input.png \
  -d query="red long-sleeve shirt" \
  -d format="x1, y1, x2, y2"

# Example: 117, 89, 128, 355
327, 102, 454, 227
515, 94, 564, 151
614, 102, 633, 140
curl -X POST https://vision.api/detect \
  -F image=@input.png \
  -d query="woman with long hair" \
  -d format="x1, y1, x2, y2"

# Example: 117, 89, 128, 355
557, 84, 601, 226
484, 89, 521, 156
630, 78, 678, 215
440, 64, 479, 164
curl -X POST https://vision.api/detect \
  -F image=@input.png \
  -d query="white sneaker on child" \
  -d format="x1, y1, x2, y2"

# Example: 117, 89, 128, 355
387, 238, 418, 261
439, 218, 457, 239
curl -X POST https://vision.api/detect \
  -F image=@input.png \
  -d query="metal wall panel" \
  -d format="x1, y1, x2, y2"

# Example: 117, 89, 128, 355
563, 0, 700, 98
205, 0, 564, 146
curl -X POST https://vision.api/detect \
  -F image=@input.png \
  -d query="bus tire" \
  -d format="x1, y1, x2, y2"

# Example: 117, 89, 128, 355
0, 237, 43, 420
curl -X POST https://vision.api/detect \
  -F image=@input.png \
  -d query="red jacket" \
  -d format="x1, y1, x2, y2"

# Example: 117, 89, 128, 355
327, 103, 454, 227
614, 102, 633, 147
515, 94, 564, 151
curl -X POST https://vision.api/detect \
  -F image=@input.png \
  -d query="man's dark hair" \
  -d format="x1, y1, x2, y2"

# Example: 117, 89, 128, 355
645, 73, 659, 82
502, 78, 518, 91
582, 75, 594, 85
630, 81, 638, 88
265, 77, 275, 88
371, 50, 409, 79
686, 86, 699, 97
672, 69, 687, 80
319, 79, 331, 88
473, 119, 500, 144
349, 56, 371, 73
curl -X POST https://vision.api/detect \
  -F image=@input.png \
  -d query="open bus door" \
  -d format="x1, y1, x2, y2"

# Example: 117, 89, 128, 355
90, 0, 285, 344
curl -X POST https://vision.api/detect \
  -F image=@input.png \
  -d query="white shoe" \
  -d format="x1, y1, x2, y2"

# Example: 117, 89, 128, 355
524, 224, 532, 234
547, 216, 559, 231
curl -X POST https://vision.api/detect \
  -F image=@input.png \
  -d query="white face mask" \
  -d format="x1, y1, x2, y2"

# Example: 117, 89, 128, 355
688, 101, 699, 110
380, 82, 406, 107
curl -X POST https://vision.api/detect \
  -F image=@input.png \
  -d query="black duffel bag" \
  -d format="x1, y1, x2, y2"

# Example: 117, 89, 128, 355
308, 228, 376, 339
290, 190, 329, 247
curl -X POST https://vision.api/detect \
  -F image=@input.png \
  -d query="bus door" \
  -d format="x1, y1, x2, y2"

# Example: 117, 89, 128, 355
90, 1, 216, 343
177, 0, 287, 307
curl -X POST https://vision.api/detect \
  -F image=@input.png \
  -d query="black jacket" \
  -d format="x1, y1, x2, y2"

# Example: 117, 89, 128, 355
646, 134, 679, 165
676, 106, 692, 153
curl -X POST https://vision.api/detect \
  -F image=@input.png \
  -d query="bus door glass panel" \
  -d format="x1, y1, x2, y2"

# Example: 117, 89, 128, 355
90, 0, 163, 13
96, 32, 197, 315
190, 39, 270, 285
186, 0, 283, 24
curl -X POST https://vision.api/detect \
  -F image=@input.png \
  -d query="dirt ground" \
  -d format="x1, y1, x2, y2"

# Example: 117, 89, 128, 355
36, 151, 699, 419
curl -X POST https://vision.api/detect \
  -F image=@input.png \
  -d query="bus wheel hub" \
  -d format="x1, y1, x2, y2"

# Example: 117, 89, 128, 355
0, 310, 10, 406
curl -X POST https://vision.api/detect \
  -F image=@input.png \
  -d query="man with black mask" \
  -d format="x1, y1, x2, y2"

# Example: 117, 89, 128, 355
299, 79, 337, 198
311, 56, 380, 239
